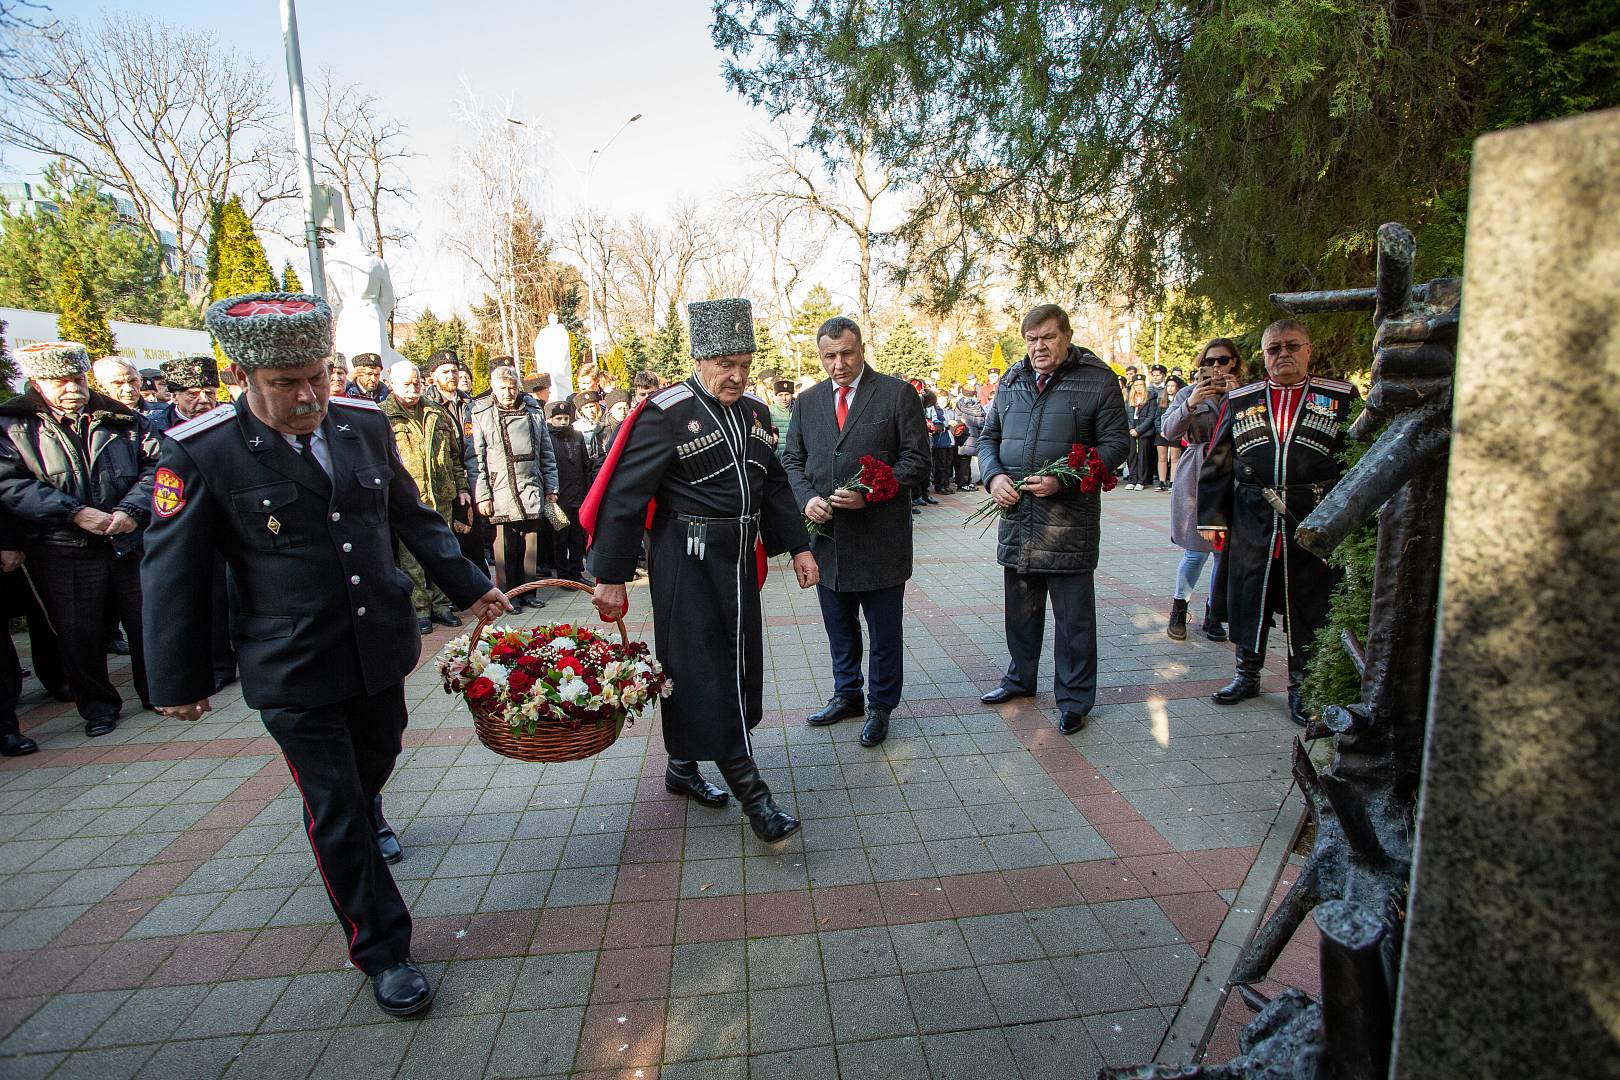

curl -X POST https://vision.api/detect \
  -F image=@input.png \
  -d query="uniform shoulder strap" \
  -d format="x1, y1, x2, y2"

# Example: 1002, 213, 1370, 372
649, 384, 693, 410
330, 396, 382, 412
167, 404, 237, 441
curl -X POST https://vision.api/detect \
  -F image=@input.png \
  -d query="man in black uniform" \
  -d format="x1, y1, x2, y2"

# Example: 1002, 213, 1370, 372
345, 352, 390, 403
585, 298, 819, 843
142, 292, 510, 1016
1198, 319, 1357, 727
0, 341, 162, 736
149, 356, 237, 690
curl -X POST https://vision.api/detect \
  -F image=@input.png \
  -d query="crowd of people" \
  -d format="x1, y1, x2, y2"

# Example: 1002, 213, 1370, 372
0, 290, 1352, 1018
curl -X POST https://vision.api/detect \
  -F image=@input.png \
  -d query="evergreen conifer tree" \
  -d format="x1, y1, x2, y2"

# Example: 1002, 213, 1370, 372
205, 197, 274, 364
647, 298, 691, 384
281, 262, 303, 292
402, 310, 443, 364
56, 253, 118, 357
618, 327, 650, 373
874, 318, 934, 381
753, 322, 786, 376
940, 341, 984, 388
789, 284, 843, 372
0, 320, 19, 402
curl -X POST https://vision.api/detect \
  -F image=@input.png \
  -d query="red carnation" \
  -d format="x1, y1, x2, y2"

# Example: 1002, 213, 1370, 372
857, 456, 899, 503
465, 677, 495, 703
1067, 443, 1084, 470
556, 655, 584, 676
516, 654, 547, 675
490, 642, 520, 663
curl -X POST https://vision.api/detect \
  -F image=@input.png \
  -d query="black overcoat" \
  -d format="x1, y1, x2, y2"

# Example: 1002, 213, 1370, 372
141, 397, 493, 710
1196, 377, 1357, 654
781, 368, 931, 593
586, 378, 810, 761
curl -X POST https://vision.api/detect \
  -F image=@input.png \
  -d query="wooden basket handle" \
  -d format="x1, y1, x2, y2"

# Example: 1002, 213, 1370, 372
469, 579, 628, 651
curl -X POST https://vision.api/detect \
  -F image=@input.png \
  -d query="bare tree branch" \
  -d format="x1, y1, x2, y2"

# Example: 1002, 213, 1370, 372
312, 70, 415, 259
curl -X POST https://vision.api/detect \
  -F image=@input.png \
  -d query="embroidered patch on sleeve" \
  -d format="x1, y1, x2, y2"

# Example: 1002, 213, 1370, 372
153, 467, 186, 518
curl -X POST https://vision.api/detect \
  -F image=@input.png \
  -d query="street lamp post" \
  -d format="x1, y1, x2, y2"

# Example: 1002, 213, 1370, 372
1153, 311, 1165, 368
279, 0, 324, 298
582, 114, 642, 353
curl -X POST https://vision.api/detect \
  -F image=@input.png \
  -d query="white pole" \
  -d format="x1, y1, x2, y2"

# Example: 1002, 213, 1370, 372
280, 0, 324, 298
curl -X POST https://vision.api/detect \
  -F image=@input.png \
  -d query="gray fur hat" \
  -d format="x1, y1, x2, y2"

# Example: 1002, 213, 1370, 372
204, 292, 333, 371
687, 298, 756, 360
17, 341, 91, 380
161, 355, 219, 391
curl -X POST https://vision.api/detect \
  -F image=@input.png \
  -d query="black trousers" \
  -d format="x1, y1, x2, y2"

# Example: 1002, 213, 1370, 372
551, 507, 587, 578
1001, 568, 1098, 715
931, 447, 956, 492
211, 557, 237, 682
263, 684, 410, 976
30, 542, 147, 723
953, 453, 973, 488
816, 582, 906, 712
1129, 437, 1157, 486
492, 521, 542, 592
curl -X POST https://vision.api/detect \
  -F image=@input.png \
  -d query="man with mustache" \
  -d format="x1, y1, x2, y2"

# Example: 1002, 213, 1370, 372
0, 342, 163, 736
141, 293, 510, 1017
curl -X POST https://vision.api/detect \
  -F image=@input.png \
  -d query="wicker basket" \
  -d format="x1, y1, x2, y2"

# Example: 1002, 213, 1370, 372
465, 579, 631, 764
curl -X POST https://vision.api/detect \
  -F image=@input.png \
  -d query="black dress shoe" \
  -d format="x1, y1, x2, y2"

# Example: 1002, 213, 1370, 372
1211, 675, 1261, 705
372, 958, 434, 1016
431, 611, 463, 628
0, 733, 37, 757
107, 637, 130, 656
1058, 711, 1089, 734
921, 494, 940, 505
1287, 688, 1310, 728
665, 759, 730, 807
520, 595, 547, 611
417, 618, 432, 635
84, 717, 117, 737
48, 684, 74, 703
980, 686, 1034, 705
859, 707, 889, 748
717, 756, 801, 843
807, 696, 864, 727
211, 672, 238, 694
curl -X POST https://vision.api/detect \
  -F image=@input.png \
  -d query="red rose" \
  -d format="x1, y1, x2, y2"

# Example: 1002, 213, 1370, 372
490, 642, 520, 663
507, 671, 536, 697
465, 677, 495, 703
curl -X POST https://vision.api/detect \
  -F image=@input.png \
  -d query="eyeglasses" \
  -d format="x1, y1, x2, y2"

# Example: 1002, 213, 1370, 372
1263, 341, 1308, 358
1199, 355, 1236, 366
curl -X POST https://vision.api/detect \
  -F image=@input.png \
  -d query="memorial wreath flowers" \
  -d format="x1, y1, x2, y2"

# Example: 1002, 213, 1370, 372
805, 454, 900, 536
964, 443, 1117, 534
439, 622, 672, 737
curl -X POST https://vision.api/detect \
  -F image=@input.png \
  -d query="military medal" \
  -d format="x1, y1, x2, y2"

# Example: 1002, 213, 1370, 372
687, 420, 702, 433
267, 515, 282, 536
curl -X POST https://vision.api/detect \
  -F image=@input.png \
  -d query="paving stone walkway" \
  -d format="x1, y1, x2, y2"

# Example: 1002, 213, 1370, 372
0, 489, 1312, 1079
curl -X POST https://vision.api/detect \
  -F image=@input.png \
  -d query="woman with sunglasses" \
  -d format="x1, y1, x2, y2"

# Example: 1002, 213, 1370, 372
1159, 339, 1240, 640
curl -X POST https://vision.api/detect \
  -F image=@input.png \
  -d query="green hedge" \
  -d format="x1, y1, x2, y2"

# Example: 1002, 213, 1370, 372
1302, 398, 1375, 710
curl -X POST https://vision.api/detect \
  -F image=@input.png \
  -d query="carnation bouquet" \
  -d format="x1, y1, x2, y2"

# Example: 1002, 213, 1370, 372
439, 621, 672, 750
964, 443, 1117, 534
805, 454, 900, 536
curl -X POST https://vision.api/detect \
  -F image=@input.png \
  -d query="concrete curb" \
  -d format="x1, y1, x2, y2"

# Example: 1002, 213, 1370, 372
1154, 782, 1311, 1064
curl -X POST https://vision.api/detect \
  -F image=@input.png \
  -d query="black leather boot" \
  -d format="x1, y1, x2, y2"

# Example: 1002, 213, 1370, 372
1287, 661, 1311, 728
374, 796, 402, 864
1166, 598, 1188, 641
665, 758, 731, 807
1202, 603, 1227, 642
1212, 646, 1263, 705
717, 756, 801, 843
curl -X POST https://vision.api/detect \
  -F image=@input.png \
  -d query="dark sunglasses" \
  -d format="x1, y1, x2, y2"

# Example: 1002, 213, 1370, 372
1199, 355, 1236, 366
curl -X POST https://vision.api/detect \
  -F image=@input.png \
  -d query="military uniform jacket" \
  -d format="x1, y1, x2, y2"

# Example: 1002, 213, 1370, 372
1197, 376, 1357, 654
781, 368, 931, 593
586, 377, 810, 761
141, 397, 493, 711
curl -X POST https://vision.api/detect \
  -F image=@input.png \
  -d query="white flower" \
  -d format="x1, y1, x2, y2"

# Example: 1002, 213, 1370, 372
551, 636, 577, 652
558, 674, 590, 703
482, 662, 510, 689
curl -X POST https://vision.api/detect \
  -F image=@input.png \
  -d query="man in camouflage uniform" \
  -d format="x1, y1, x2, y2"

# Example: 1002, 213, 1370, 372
381, 361, 469, 633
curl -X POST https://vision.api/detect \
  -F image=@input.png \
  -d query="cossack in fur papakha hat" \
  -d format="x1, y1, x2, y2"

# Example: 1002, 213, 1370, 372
204, 292, 333, 371
687, 298, 756, 360
16, 341, 91, 380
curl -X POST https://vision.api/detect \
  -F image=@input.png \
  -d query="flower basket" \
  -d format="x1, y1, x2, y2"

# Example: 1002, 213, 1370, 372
439, 579, 672, 763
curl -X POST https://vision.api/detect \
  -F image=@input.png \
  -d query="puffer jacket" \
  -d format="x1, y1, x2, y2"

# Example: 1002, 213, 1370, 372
954, 396, 986, 456
977, 347, 1130, 573
380, 394, 467, 512
471, 396, 558, 523
0, 390, 163, 557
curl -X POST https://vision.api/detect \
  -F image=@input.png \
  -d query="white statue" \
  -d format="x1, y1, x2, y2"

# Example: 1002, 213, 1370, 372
533, 312, 573, 397
323, 216, 409, 372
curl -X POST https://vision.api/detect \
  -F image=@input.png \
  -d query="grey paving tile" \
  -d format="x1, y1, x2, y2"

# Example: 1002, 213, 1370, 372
804, 847, 874, 887
1053, 950, 1154, 1014
221, 1030, 331, 1079
432, 956, 521, 1016
749, 1043, 839, 1080
49, 1045, 157, 1080
921, 1027, 1020, 1080
258, 970, 363, 1032
1004, 1017, 1106, 1080
394, 1012, 501, 1079
902, 967, 993, 1034
484, 1007, 583, 1077
413, 875, 489, 916
85, 985, 210, 1048
1094, 898, 1185, 950
132, 1035, 248, 1080
536, 866, 616, 906
477, 870, 551, 911
3, 903, 91, 948
819, 927, 898, 981
679, 858, 742, 898
749, 985, 832, 1054
511, 952, 597, 1010
958, 912, 1045, 965
888, 920, 975, 974
126, 894, 222, 939
434, 840, 507, 877
172, 977, 289, 1040
978, 958, 1078, 1023
835, 1034, 932, 1080
2, 990, 131, 1054
924, 837, 999, 877
663, 991, 748, 1061
1124, 943, 1202, 1006
746, 934, 823, 990
1084, 1007, 1171, 1067
672, 939, 746, 996
826, 974, 916, 1042
1027, 904, 1113, 956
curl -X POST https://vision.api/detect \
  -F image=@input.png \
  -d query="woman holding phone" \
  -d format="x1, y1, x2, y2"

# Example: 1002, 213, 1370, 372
1159, 340, 1241, 640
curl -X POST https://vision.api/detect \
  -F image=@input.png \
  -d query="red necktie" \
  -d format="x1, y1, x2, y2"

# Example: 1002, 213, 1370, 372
1036, 373, 1050, 394
836, 385, 850, 430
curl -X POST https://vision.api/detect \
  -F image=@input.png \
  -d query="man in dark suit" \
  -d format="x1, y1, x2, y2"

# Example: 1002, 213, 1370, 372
783, 317, 931, 747
142, 292, 510, 1018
